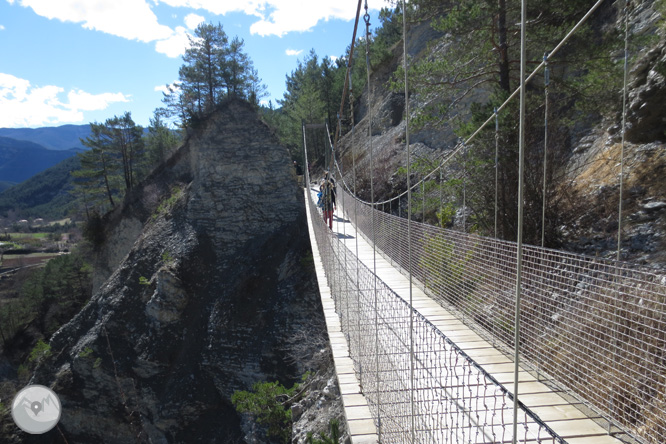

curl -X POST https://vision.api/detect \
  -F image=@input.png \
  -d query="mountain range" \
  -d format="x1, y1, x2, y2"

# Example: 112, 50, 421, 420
0, 155, 79, 219
0, 136, 81, 188
0, 124, 90, 151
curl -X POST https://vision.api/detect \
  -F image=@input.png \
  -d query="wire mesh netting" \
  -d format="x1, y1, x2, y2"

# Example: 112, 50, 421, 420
329, 185, 666, 444
307, 181, 567, 443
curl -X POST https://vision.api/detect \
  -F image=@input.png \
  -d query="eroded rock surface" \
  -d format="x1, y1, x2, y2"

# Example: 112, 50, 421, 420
22, 100, 334, 443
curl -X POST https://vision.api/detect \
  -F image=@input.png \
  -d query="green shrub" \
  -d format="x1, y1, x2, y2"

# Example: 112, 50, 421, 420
82, 211, 105, 246
161, 251, 174, 266
79, 346, 94, 358
232, 379, 301, 443
28, 339, 51, 363
153, 186, 183, 220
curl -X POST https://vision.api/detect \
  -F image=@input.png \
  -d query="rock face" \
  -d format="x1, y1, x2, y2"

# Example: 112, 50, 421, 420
625, 39, 666, 144
24, 100, 328, 443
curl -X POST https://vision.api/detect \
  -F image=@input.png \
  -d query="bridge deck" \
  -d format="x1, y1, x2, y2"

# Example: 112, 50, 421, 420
306, 188, 624, 444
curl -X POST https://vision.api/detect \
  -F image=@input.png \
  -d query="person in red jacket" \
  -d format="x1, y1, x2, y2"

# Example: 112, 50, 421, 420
320, 171, 336, 229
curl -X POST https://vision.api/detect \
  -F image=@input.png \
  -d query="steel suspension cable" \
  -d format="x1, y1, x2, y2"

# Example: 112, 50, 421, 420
401, 2, 415, 440
541, 53, 550, 248
534, 52, 552, 383
534, 54, 551, 382
512, 0, 527, 441
610, 1, 631, 432
617, 0, 630, 262
494, 107, 499, 239
492, 116, 500, 346
439, 167, 443, 226
462, 139, 467, 231
422, 180, 425, 222
333, 0, 364, 151
362, 1, 381, 438
349, 70, 364, 390
330, 116, 352, 341
303, 122, 308, 188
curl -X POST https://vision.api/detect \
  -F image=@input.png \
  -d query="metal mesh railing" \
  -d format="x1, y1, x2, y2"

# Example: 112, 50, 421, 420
338, 187, 666, 444
307, 184, 566, 443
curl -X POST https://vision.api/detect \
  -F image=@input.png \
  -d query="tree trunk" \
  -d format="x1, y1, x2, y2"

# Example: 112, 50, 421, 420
100, 151, 116, 208
497, 0, 511, 94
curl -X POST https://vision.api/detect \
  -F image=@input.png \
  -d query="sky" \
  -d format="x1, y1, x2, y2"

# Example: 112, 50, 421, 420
0, 0, 390, 129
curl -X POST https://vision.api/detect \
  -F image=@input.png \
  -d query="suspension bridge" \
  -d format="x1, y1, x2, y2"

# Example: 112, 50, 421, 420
306, 179, 666, 443
301, 0, 666, 443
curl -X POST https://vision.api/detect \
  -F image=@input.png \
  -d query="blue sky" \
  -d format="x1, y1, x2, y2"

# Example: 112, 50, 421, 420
0, 0, 389, 129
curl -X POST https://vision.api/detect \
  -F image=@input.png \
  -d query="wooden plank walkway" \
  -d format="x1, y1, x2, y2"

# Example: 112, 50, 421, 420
305, 190, 379, 444
306, 188, 624, 444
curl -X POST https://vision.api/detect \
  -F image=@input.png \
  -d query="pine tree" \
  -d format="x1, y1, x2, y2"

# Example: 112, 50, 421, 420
71, 114, 146, 219
73, 122, 119, 213
180, 22, 229, 114
145, 110, 180, 166
223, 36, 250, 98
106, 112, 144, 192
163, 23, 267, 124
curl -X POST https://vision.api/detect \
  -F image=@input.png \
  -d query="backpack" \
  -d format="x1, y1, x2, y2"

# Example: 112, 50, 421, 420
320, 180, 333, 208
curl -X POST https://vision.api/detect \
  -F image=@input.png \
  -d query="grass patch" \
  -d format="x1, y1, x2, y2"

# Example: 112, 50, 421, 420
48, 218, 72, 226
153, 185, 184, 220
5, 233, 49, 239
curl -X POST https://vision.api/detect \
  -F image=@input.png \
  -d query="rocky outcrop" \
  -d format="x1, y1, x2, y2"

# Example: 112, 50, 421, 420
20, 99, 335, 443
625, 39, 666, 143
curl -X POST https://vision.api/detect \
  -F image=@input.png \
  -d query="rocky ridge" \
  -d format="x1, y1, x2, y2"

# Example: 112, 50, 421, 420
11, 99, 344, 443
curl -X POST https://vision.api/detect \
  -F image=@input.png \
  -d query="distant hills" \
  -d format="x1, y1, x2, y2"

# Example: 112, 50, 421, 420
0, 181, 14, 193
0, 136, 81, 185
0, 124, 90, 151
0, 123, 88, 218
0, 155, 79, 219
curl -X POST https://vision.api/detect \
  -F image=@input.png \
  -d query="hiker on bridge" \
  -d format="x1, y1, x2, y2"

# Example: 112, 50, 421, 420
319, 171, 336, 229
293, 160, 303, 187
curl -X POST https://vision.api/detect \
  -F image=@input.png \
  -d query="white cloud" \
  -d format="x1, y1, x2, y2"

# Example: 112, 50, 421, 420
285, 49, 302, 56
13, 0, 390, 61
156, 0, 261, 17
157, 0, 391, 37
17, 0, 173, 42
249, 1, 392, 37
0, 25, 5, 31
155, 26, 191, 58
0, 73, 129, 128
66, 89, 129, 111
184, 13, 205, 30
15, 0, 195, 58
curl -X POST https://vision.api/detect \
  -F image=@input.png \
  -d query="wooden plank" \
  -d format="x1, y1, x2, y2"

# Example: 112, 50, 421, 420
304, 190, 378, 444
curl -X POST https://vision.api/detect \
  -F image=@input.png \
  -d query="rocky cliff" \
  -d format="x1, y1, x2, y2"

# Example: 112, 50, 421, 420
16, 99, 336, 443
